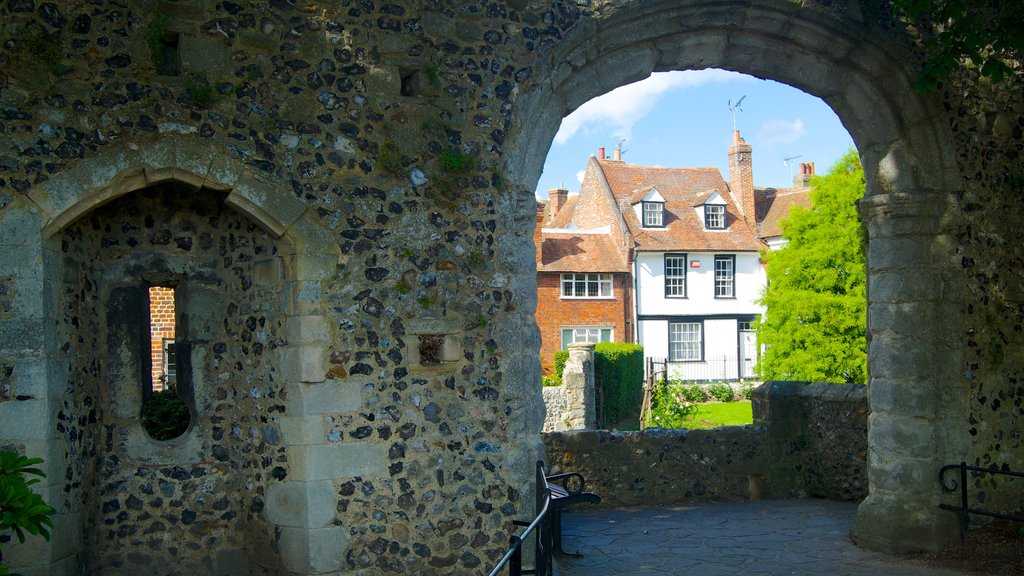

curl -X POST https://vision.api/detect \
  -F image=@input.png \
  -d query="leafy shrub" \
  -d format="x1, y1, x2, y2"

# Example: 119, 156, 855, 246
553, 350, 569, 383
542, 375, 561, 387
677, 383, 706, 403
709, 382, 734, 403
140, 388, 191, 440
647, 378, 695, 429
0, 451, 55, 574
740, 383, 755, 400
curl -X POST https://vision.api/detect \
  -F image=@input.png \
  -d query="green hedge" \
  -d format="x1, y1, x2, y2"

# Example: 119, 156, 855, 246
593, 343, 644, 427
552, 343, 644, 428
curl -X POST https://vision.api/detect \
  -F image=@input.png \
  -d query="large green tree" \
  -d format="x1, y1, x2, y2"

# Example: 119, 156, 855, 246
756, 150, 867, 384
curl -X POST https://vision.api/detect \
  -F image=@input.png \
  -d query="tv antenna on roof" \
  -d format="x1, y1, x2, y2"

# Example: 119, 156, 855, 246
728, 95, 746, 131
617, 138, 628, 158
783, 155, 803, 178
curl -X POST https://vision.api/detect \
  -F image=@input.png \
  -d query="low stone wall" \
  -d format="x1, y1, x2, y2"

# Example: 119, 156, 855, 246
542, 381, 867, 507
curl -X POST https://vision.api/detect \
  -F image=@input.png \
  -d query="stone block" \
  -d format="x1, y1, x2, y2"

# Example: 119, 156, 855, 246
253, 256, 284, 286
287, 443, 386, 482
0, 399, 53, 441
286, 280, 324, 316
283, 215, 338, 255
441, 334, 461, 363
227, 171, 306, 238
18, 440, 64, 479
278, 525, 349, 574
286, 315, 332, 346
866, 450, 935, 493
285, 253, 338, 282
287, 381, 360, 416
282, 345, 327, 384
0, 202, 43, 246
215, 549, 248, 576
266, 480, 336, 528
277, 415, 326, 445
868, 379, 937, 418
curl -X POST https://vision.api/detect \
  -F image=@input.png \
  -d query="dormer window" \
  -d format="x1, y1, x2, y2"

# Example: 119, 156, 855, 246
642, 201, 664, 228
705, 204, 725, 229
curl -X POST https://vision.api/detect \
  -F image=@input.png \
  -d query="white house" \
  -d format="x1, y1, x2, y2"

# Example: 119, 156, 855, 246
535, 133, 814, 381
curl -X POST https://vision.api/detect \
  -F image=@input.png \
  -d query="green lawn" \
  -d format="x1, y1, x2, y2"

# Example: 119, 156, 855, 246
680, 401, 753, 429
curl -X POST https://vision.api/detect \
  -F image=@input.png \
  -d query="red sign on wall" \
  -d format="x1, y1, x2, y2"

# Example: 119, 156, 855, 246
690, 260, 701, 268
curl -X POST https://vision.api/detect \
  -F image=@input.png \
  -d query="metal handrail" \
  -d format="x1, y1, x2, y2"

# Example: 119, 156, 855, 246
487, 491, 551, 576
938, 461, 1024, 540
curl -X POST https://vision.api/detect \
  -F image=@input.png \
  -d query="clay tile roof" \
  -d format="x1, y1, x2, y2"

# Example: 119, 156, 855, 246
598, 161, 763, 252
756, 186, 812, 239
536, 232, 629, 273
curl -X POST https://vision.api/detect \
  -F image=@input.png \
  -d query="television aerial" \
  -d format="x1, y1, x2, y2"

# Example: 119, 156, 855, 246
728, 95, 746, 131
783, 155, 803, 178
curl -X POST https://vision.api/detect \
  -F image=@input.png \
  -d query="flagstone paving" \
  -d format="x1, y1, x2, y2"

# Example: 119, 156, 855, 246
555, 500, 968, 576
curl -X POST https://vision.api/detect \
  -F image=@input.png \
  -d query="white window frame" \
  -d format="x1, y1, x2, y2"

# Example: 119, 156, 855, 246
560, 273, 614, 299
669, 322, 702, 362
714, 255, 735, 298
162, 338, 177, 385
705, 204, 725, 229
642, 201, 664, 228
664, 254, 687, 298
561, 327, 614, 349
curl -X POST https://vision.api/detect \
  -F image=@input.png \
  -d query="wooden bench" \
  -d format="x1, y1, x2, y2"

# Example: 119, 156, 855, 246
543, 470, 601, 556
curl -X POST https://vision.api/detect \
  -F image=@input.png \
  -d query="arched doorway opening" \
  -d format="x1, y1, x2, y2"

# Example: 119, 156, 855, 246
508, 0, 965, 553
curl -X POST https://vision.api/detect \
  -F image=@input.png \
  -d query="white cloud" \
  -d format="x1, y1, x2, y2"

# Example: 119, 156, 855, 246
576, 170, 586, 183
756, 119, 806, 149
554, 69, 748, 145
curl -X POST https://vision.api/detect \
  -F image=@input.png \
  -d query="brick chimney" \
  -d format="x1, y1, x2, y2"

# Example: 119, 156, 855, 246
728, 130, 755, 224
548, 187, 568, 219
793, 162, 815, 187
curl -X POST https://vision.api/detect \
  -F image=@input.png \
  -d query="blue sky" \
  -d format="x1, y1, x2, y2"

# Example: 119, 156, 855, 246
534, 69, 855, 199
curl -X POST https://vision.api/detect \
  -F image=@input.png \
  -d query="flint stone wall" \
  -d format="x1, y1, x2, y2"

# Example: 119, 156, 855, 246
543, 381, 868, 507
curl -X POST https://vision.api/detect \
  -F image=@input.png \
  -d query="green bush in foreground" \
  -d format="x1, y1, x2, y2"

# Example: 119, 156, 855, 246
0, 451, 55, 575
709, 382, 734, 403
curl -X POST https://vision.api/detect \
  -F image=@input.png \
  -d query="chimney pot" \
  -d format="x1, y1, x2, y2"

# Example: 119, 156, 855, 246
598, 147, 605, 160
808, 162, 815, 175
613, 147, 621, 161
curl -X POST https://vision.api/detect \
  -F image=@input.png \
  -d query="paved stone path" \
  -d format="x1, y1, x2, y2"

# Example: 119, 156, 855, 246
554, 500, 968, 576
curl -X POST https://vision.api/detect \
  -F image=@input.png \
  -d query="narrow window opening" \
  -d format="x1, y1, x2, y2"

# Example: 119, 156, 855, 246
142, 285, 190, 440
153, 31, 181, 76
149, 286, 176, 391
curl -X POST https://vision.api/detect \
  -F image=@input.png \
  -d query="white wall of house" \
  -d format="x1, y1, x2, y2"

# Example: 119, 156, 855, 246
634, 251, 765, 381
634, 251, 764, 316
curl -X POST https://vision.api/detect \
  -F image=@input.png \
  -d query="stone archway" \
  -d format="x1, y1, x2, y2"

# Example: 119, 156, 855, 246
507, 0, 966, 553
3, 135, 350, 574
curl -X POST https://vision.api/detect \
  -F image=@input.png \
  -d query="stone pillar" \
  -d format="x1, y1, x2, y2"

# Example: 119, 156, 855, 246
562, 343, 596, 430
852, 190, 967, 553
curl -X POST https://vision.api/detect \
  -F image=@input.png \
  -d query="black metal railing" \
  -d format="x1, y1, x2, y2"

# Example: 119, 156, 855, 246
488, 461, 553, 576
647, 356, 757, 382
939, 461, 1024, 539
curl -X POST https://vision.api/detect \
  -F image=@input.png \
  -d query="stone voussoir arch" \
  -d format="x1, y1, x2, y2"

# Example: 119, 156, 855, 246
507, 0, 967, 554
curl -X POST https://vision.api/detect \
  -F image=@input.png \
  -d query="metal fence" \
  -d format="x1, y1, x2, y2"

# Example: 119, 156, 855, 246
646, 356, 756, 382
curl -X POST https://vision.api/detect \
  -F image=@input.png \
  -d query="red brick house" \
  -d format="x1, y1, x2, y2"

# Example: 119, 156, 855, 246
534, 185, 633, 375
